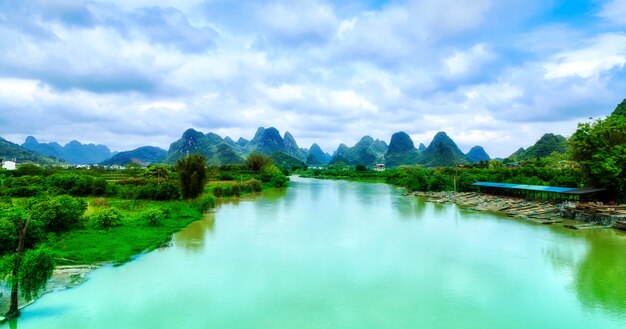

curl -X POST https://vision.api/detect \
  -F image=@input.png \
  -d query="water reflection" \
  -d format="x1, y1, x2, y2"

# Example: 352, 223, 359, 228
174, 212, 215, 252
575, 230, 626, 316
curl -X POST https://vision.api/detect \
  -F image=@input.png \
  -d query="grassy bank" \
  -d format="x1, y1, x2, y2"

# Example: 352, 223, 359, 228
46, 198, 206, 265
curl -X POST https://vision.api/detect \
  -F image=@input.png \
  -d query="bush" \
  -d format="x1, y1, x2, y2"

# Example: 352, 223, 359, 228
196, 195, 216, 212
88, 208, 123, 229
140, 207, 168, 226
31, 195, 87, 232
92, 197, 110, 208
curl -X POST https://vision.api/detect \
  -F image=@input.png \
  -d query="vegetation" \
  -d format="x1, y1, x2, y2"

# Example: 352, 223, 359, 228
99, 146, 167, 166
570, 113, 626, 198
0, 158, 288, 318
508, 133, 568, 161
176, 154, 208, 199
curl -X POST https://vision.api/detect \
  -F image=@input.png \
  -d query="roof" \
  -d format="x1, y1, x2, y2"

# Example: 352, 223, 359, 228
472, 182, 605, 195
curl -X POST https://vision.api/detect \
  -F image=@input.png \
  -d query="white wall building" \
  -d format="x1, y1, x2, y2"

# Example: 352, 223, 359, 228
1, 160, 17, 170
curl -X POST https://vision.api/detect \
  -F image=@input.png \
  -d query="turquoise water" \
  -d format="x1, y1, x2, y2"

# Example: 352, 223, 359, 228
4, 177, 626, 328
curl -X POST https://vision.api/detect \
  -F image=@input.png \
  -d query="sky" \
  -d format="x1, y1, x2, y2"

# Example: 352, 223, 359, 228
1, 0, 625, 158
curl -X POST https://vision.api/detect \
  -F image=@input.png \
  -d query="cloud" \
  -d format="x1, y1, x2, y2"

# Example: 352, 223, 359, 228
0, 0, 625, 159
543, 33, 626, 79
598, 0, 626, 25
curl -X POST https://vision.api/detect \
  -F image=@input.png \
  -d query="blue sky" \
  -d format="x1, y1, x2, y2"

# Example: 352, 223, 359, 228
1, 0, 625, 157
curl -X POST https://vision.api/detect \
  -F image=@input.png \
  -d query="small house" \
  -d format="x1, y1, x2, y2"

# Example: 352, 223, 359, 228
1, 160, 17, 170
374, 163, 385, 172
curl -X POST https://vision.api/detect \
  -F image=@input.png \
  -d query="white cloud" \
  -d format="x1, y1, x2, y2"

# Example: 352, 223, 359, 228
598, 0, 626, 25
443, 43, 496, 79
543, 33, 626, 79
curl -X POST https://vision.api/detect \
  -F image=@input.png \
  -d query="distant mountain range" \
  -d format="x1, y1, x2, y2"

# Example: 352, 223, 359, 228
2, 127, 575, 169
22, 136, 114, 164
1, 137, 59, 165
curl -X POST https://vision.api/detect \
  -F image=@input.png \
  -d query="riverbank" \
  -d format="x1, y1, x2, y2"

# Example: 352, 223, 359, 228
410, 191, 626, 230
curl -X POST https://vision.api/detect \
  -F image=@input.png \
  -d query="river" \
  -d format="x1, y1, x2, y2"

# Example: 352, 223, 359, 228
4, 177, 626, 328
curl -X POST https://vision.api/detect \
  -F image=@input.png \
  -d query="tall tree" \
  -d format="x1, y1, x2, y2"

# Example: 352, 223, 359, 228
176, 154, 207, 199
0, 207, 55, 319
569, 114, 626, 199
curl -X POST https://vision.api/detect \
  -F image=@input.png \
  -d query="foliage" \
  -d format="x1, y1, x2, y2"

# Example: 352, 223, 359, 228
88, 207, 123, 229
176, 154, 208, 199
246, 152, 273, 174
355, 164, 367, 172
270, 151, 307, 172
30, 195, 87, 232
196, 195, 216, 212
46, 173, 107, 196
18, 247, 55, 300
570, 115, 626, 197
140, 207, 168, 226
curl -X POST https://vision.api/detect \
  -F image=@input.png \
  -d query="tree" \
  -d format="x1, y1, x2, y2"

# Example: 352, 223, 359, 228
246, 152, 273, 174
176, 154, 207, 199
0, 207, 54, 319
570, 115, 626, 198
355, 164, 367, 172
30, 195, 87, 232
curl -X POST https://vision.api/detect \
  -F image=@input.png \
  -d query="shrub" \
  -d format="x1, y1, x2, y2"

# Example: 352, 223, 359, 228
196, 195, 216, 212
31, 195, 87, 232
92, 197, 110, 208
140, 207, 168, 226
88, 208, 123, 229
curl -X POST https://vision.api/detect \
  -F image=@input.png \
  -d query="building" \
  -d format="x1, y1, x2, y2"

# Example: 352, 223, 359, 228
374, 163, 385, 172
1, 160, 17, 170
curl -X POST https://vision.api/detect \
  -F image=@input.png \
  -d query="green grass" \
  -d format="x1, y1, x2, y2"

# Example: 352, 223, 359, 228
47, 198, 204, 265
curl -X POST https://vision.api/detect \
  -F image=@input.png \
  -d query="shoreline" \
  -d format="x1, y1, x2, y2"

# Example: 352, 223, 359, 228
409, 191, 626, 230
0, 264, 100, 319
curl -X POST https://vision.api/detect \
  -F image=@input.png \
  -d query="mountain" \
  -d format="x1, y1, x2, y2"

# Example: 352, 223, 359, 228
163, 128, 244, 165
418, 143, 427, 151
22, 136, 64, 159
420, 132, 469, 167
508, 147, 525, 160
384, 132, 421, 167
271, 151, 307, 171
466, 146, 490, 163
246, 127, 283, 154
514, 133, 567, 160
236, 137, 249, 147
329, 136, 388, 167
100, 146, 167, 166
306, 143, 330, 165
283, 132, 306, 162
22, 136, 113, 164
1, 137, 59, 165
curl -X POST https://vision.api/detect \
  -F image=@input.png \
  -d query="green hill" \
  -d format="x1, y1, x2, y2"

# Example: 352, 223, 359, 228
384, 131, 421, 167
466, 146, 490, 163
164, 129, 244, 165
1, 136, 59, 165
511, 133, 567, 160
329, 136, 387, 167
100, 146, 167, 166
420, 132, 469, 167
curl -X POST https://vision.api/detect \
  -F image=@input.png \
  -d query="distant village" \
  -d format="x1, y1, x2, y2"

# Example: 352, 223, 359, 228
0, 158, 127, 171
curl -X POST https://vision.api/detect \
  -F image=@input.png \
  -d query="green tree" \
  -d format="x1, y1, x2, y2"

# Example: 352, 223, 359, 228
0, 207, 55, 319
355, 164, 367, 172
246, 152, 273, 174
176, 154, 208, 199
570, 115, 626, 198
30, 195, 87, 232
